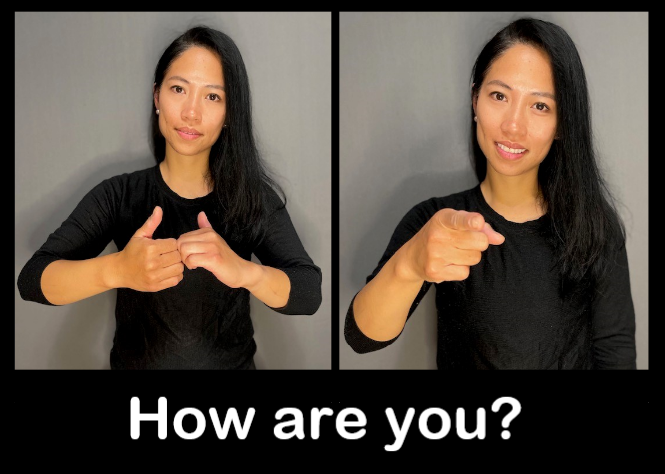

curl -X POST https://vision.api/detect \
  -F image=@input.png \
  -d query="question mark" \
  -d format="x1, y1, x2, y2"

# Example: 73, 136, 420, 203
491, 397, 521, 440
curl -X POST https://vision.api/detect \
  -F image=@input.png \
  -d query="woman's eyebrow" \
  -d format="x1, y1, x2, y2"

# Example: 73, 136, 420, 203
486, 79, 555, 100
166, 75, 225, 91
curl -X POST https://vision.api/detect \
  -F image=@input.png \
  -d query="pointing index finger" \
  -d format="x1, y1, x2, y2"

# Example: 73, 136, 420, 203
437, 208, 485, 231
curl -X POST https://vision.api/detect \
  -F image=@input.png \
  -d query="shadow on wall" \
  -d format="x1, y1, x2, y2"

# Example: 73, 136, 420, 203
20, 153, 155, 369
345, 169, 478, 369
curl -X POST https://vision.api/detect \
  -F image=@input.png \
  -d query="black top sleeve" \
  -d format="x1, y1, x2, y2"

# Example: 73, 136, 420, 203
344, 201, 434, 353
252, 188, 322, 316
590, 243, 637, 369
344, 186, 639, 369
17, 179, 119, 305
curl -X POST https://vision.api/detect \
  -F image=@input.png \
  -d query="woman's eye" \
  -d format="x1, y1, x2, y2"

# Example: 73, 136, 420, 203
208, 93, 220, 101
172, 85, 184, 93
491, 91, 506, 101
534, 102, 550, 111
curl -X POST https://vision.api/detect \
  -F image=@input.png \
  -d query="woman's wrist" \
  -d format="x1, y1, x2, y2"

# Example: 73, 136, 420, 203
392, 241, 423, 284
239, 259, 264, 291
102, 252, 124, 290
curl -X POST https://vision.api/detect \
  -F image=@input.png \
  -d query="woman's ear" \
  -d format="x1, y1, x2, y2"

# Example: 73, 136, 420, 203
153, 83, 160, 110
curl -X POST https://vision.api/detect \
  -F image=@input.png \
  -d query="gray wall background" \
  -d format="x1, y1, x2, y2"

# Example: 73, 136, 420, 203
340, 12, 648, 369
15, 12, 331, 369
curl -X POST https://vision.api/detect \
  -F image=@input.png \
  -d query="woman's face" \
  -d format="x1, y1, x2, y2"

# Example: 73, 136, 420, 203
473, 43, 557, 180
154, 46, 226, 160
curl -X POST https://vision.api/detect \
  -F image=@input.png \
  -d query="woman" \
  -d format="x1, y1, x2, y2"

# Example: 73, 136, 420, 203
344, 17, 636, 369
17, 25, 322, 370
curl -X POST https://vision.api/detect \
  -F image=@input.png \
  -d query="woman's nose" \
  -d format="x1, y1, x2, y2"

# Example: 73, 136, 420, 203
501, 105, 527, 138
181, 95, 202, 122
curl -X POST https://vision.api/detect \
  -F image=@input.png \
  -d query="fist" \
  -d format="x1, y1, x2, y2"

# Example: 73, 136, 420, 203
117, 206, 185, 292
176, 211, 251, 289
396, 208, 505, 283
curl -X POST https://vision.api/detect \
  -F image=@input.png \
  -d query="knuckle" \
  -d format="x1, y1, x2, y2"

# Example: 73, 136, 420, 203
428, 228, 450, 246
424, 263, 438, 280
448, 212, 458, 228
459, 266, 471, 280
427, 248, 442, 263
425, 231, 439, 246
479, 233, 490, 250
467, 212, 479, 228
434, 209, 449, 228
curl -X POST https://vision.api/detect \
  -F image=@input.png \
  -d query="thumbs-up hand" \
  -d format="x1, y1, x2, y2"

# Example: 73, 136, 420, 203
115, 206, 184, 292
177, 211, 254, 289
133, 205, 164, 239
395, 208, 505, 284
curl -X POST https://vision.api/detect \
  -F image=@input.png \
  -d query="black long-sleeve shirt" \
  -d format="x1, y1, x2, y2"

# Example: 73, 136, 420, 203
18, 165, 322, 369
344, 185, 636, 369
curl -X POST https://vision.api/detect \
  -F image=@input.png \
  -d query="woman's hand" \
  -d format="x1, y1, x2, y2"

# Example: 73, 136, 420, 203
114, 206, 185, 292
395, 208, 505, 284
177, 211, 257, 289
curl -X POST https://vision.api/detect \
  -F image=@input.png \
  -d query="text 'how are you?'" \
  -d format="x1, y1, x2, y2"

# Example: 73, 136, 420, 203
130, 397, 522, 450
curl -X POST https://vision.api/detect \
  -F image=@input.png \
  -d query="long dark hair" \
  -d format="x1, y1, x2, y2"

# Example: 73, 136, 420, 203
470, 17, 626, 296
150, 25, 285, 242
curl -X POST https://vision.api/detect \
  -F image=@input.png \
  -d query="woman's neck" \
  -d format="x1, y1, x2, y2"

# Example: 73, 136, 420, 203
160, 153, 212, 199
480, 172, 545, 223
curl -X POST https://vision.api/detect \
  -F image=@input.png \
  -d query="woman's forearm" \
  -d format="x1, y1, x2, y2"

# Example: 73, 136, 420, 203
352, 245, 424, 342
242, 262, 291, 309
41, 253, 122, 305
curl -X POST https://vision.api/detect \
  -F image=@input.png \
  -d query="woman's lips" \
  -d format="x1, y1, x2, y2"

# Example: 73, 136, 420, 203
496, 142, 527, 160
176, 129, 202, 140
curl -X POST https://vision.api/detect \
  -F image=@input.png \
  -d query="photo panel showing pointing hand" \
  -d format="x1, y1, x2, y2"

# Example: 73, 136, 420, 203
339, 12, 648, 370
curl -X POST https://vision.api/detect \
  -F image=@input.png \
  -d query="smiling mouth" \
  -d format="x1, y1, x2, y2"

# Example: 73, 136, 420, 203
496, 143, 526, 154
495, 142, 527, 160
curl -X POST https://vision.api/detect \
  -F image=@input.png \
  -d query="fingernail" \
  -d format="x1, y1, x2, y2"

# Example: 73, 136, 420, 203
472, 217, 482, 228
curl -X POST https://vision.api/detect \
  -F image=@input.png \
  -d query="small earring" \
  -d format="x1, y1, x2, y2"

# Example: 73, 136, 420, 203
474, 116, 477, 122
156, 109, 160, 115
